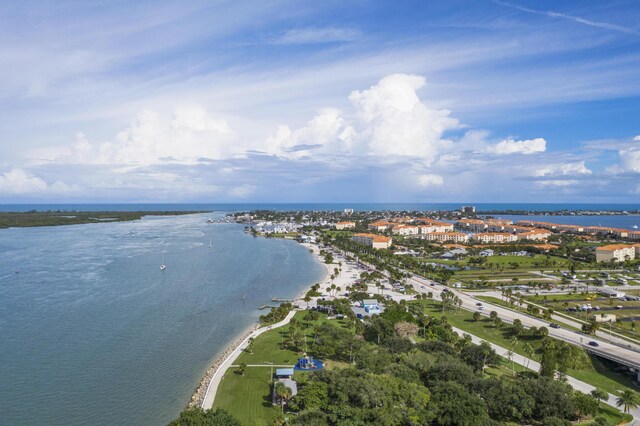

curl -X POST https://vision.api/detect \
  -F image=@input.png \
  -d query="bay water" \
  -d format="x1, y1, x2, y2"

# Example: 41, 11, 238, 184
0, 213, 325, 425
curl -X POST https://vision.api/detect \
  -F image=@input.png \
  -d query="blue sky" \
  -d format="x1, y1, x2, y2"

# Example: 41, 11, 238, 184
0, 0, 639, 203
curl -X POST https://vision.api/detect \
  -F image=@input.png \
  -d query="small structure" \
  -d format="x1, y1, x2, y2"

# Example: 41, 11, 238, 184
275, 368, 294, 379
362, 299, 381, 314
295, 353, 324, 371
592, 314, 616, 323
272, 378, 298, 405
598, 288, 625, 298
479, 249, 494, 257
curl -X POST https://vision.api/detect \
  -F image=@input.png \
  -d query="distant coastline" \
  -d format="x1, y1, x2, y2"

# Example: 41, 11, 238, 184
0, 210, 208, 229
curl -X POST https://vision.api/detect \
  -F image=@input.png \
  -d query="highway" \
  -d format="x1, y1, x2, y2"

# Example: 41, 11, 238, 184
407, 274, 640, 372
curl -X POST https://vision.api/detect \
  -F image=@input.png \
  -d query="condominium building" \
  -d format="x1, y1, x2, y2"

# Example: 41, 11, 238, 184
391, 224, 420, 236
516, 229, 552, 241
334, 221, 356, 230
472, 233, 518, 243
367, 221, 394, 232
422, 232, 469, 243
352, 233, 393, 249
595, 244, 636, 262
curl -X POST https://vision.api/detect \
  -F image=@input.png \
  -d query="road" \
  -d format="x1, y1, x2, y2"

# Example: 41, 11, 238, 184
407, 274, 640, 371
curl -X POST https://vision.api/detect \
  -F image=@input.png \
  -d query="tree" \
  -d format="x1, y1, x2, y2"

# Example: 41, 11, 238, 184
394, 321, 419, 338
304, 295, 311, 308
489, 311, 498, 321
246, 337, 255, 354
430, 382, 489, 426
169, 408, 241, 426
590, 388, 608, 407
472, 311, 482, 322
522, 342, 534, 370
460, 341, 500, 373
275, 381, 293, 412
239, 362, 247, 376
512, 319, 524, 336
616, 390, 639, 414
572, 392, 598, 419
539, 343, 557, 378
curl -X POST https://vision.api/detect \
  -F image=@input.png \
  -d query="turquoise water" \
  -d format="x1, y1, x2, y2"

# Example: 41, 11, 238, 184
0, 213, 325, 425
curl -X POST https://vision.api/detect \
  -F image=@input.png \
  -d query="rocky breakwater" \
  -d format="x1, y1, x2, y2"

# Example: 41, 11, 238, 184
188, 325, 259, 408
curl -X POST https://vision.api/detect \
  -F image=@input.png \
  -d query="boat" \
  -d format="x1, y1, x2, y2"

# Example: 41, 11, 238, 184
209, 238, 212, 249
207, 219, 213, 223
633, 225, 638, 229
160, 254, 166, 271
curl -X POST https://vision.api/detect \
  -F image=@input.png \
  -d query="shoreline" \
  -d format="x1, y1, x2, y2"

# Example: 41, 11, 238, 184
188, 240, 331, 410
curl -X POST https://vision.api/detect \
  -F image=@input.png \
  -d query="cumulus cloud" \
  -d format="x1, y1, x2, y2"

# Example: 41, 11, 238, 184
0, 168, 74, 195
489, 137, 546, 155
619, 146, 640, 172
266, 74, 459, 163
47, 106, 234, 166
536, 180, 579, 187
418, 173, 444, 187
534, 161, 592, 177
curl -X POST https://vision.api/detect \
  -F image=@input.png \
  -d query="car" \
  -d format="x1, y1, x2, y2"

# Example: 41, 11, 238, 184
476, 302, 483, 306
588, 341, 599, 347
549, 323, 560, 329
430, 283, 435, 287
478, 306, 484, 310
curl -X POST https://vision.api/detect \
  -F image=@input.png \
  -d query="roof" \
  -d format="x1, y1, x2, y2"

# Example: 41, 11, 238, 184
369, 220, 393, 227
362, 299, 379, 305
353, 233, 392, 243
596, 244, 635, 251
336, 221, 355, 225
424, 232, 467, 236
276, 368, 294, 376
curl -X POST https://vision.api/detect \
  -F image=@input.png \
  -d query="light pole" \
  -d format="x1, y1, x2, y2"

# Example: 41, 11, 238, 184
264, 361, 274, 381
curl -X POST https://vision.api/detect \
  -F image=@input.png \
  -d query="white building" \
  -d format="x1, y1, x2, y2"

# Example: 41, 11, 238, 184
595, 244, 636, 262
472, 233, 518, 244
334, 221, 356, 230
422, 232, 469, 243
352, 233, 392, 249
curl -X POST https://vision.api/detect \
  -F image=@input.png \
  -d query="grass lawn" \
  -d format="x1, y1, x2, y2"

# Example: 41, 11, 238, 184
213, 367, 279, 426
214, 310, 355, 424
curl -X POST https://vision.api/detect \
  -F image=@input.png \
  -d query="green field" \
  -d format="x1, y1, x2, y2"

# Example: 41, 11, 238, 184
213, 367, 280, 426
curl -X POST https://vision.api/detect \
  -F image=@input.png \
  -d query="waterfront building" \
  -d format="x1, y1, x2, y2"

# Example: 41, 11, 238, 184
472, 233, 518, 243
334, 221, 356, 230
595, 244, 636, 262
422, 232, 469, 243
352, 233, 392, 249
461, 206, 476, 213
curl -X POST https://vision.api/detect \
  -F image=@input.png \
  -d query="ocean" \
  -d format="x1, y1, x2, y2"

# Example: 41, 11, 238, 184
0, 213, 325, 425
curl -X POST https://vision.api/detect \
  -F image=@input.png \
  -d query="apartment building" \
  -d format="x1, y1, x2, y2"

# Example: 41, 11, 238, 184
595, 244, 636, 262
391, 224, 420, 236
367, 220, 394, 232
422, 232, 469, 243
352, 233, 393, 249
472, 233, 518, 243
334, 221, 356, 230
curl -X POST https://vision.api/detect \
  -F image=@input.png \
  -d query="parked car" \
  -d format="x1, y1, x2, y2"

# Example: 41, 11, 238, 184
588, 341, 599, 347
549, 323, 560, 329
616, 305, 623, 309
476, 302, 483, 306
478, 306, 484, 310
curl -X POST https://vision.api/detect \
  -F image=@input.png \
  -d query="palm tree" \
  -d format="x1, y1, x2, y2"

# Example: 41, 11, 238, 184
591, 388, 608, 407
275, 382, 292, 412
522, 342, 534, 370
239, 362, 247, 376
616, 390, 639, 414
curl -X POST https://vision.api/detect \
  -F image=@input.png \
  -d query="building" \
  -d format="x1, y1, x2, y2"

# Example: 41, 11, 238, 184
362, 299, 381, 314
598, 288, 626, 298
272, 368, 298, 405
344, 208, 354, 215
422, 232, 469, 243
516, 229, 552, 241
595, 244, 636, 262
352, 233, 392, 249
472, 233, 518, 243
456, 219, 488, 233
416, 220, 455, 233
479, 249, 494, 256
367, 220, 394, 232
461, 206, 476, 213
592, 314, 616, 323
391, 224, 420, 236
334, 221, 356, 230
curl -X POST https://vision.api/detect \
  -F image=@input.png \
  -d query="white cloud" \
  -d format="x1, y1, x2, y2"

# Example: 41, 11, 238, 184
228, 184, 256, 198
534, 161, 592, 177
634, 135, 640, 141
42, 106, 234, 166
275, 27, 361, 44
536, 180, 579, 187
620, 146, 640, 172
266, 74, 459, 163
489, 137, 546, 155
0, 168, 48, 194
418, 173, 444, 187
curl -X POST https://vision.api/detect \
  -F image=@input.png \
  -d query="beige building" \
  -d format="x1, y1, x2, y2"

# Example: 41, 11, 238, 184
516, 229, 552, 241
595, 244, 636, 262
592, 313, 616, 323
352, 233, 392, 249
334, 221, 356, 230
472, 233, 518, 244
391, 224, 420, 236
423, 232, 469, 243
367, 221, 394, 232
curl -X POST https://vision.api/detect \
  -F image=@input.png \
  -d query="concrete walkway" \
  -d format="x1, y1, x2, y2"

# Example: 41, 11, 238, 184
201, 309, 298, 409
451, 326, 640, 425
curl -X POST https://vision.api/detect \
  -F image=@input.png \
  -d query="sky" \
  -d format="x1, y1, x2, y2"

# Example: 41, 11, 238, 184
0, 0, 639, 203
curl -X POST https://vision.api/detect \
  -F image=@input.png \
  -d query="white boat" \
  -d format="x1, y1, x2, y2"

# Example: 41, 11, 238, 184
160, 254, 166, 271
633, 224, 638, 229
209, 239, 212, 249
